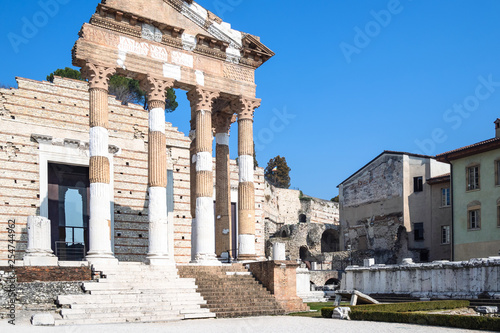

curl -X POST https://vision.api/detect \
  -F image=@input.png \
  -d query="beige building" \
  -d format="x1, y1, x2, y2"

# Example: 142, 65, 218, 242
436, 119, 500, 260
426, 173, 452, 261
338, 151, 450, 264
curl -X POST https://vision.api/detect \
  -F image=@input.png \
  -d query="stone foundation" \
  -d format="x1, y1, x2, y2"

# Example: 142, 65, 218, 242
0, 266, 91, 283
343, 257, 500, 299
248, 260, 309, 313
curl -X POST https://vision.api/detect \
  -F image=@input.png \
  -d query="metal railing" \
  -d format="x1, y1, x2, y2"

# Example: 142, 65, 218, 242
55, 241, 86, 261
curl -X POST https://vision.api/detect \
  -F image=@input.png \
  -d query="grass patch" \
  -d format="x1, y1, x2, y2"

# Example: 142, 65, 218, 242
289, 302, 343, 318
321, 300, 500, 331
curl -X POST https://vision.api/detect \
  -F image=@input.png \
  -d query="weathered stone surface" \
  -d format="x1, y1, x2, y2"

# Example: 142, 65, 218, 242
31, 313, 55, 326
332, 307, 351, 320
344, 257, 500, 298
475, 306, 498, 314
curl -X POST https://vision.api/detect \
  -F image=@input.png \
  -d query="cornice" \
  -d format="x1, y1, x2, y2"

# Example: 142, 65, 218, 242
88, 2, 271, 69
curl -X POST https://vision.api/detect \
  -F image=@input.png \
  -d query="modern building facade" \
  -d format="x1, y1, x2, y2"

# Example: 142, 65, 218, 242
436, 119, 500, 260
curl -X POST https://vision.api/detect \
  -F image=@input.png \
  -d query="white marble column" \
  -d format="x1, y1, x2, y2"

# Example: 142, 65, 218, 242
81, 63, 117, 264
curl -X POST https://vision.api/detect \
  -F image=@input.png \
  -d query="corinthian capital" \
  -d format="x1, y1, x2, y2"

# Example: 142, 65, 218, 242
140, 75, 175, 104
81, 63, 116, 91
232, 96, 261, 121
212, 111, 237, 134
187, 87, 220, 112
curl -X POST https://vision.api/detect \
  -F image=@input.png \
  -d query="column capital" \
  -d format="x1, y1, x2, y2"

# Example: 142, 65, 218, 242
81, 63, 116, 91
213, 111, 237, 135
187, 87, 220, 112
141, 75, 175, 104
232, 96, 261, 121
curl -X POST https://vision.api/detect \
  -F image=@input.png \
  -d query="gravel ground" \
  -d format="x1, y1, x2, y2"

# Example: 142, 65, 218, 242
0, 315, 494, 333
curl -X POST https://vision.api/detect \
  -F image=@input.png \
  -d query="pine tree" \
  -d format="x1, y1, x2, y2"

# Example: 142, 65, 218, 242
264, 155, 291, 189
46, 67, 178, 112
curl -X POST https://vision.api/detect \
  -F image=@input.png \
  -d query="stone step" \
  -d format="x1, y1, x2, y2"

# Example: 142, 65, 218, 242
216, 309, 285, 318
55, 315, 183, 326
83, 282, 197, 291
59, 293, 205, 305
61, 302, 207, 316
66, 298, 206, 310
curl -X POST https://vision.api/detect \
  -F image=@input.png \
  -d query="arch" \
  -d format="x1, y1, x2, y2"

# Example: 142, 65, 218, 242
299, 214, 307, 223
325, 278, 340, 286
299, 246, 310, 261
321, 229, 339, 252
281, 230, 288, 238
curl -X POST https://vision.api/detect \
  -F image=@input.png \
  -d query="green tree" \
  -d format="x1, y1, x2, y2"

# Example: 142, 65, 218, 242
331, 195, 339, 203
46, 67, 83, 83
46, 68, 178, 112
265, 155, 291, 189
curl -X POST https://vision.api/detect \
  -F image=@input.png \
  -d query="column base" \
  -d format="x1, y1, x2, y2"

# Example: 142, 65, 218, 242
147, 255, 175, 266
236, 254, 258, 262
191, 253, 222, 266
23, 255, 58, 267
85, 254, 119, 267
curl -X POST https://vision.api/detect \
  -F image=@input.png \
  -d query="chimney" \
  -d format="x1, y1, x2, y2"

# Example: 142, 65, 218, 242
496, 119, 500, 138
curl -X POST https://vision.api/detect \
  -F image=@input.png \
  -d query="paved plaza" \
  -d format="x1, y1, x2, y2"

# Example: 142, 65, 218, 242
0, 316, 491, 333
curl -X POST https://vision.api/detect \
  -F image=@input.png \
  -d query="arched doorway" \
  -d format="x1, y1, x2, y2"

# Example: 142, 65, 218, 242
321, 229, 339, 252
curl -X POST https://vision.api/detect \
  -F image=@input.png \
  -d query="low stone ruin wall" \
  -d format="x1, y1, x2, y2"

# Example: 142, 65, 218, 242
343, 257, 500, 299
0, 267, 89, 319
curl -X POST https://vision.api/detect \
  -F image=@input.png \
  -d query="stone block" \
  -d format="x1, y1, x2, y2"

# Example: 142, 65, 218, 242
31, 313, 55, 326
475, 306, 498, 314
332, 307, 351, 320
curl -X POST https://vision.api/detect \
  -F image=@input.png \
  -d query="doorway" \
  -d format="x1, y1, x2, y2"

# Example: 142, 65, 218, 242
48, 163, 90, 261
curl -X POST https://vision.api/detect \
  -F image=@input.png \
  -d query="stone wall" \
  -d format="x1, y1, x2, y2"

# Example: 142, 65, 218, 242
0, 266, 91, 282
0, 76, 266, 264
343, 257, 500, 299
267, 223, 340, 262
248, 260, 309, 313
300, 197, 339, 225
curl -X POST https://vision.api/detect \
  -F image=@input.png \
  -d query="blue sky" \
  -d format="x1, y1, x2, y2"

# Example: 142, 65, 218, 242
1, 0, 500, 200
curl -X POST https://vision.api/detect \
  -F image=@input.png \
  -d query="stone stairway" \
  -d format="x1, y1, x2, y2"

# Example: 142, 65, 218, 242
178, 264, 286, 318
54, 262, 215, 325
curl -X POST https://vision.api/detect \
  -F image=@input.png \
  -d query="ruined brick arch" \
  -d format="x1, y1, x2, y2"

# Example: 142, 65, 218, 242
299, 214, 307, 223
325, 277, 340, 286
321, 229, 339, 252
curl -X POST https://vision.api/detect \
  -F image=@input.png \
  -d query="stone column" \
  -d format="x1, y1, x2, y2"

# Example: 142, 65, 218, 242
81, 63, 117, 263
23, 216, 58, 266
213, 111, 236, 259
141, 75, 175, 265
233, 96, 261, 261
187, 87, 220, 265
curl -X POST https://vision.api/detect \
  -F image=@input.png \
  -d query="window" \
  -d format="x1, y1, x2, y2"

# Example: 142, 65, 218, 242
498, 205, 500, 228
414, 222, 424, 241
496, 160, 500, 186
441, 188, 451, 207
441, 226, 450, 244
468, 209, 481, 230
414, 176, 423, 192
466, 165, 480, 191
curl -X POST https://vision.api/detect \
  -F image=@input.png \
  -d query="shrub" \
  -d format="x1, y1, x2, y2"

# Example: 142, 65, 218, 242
350, 311, 500, 331
353, 300, 470, 313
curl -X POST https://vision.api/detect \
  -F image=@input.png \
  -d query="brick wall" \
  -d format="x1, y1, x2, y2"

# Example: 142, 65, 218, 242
0, 76, 266, 264
0, 266, 91, 282
248, 260, 309, 313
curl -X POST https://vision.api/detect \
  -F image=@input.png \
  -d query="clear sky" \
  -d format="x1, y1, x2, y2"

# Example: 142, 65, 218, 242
1, 0, 500, 200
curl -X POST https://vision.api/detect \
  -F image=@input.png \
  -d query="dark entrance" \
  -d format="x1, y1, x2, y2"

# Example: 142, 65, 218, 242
48, 163, 90, 261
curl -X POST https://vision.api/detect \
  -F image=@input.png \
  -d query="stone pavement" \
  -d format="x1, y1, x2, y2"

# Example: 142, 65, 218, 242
0, 315, 491, 333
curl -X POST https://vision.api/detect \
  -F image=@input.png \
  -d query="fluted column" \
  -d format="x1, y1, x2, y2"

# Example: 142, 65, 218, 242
141, 75, 175, 265
187, 87, 220, 265
233, 96, 261, 261
213, 112, 236, 260
81, 63, 116, 263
